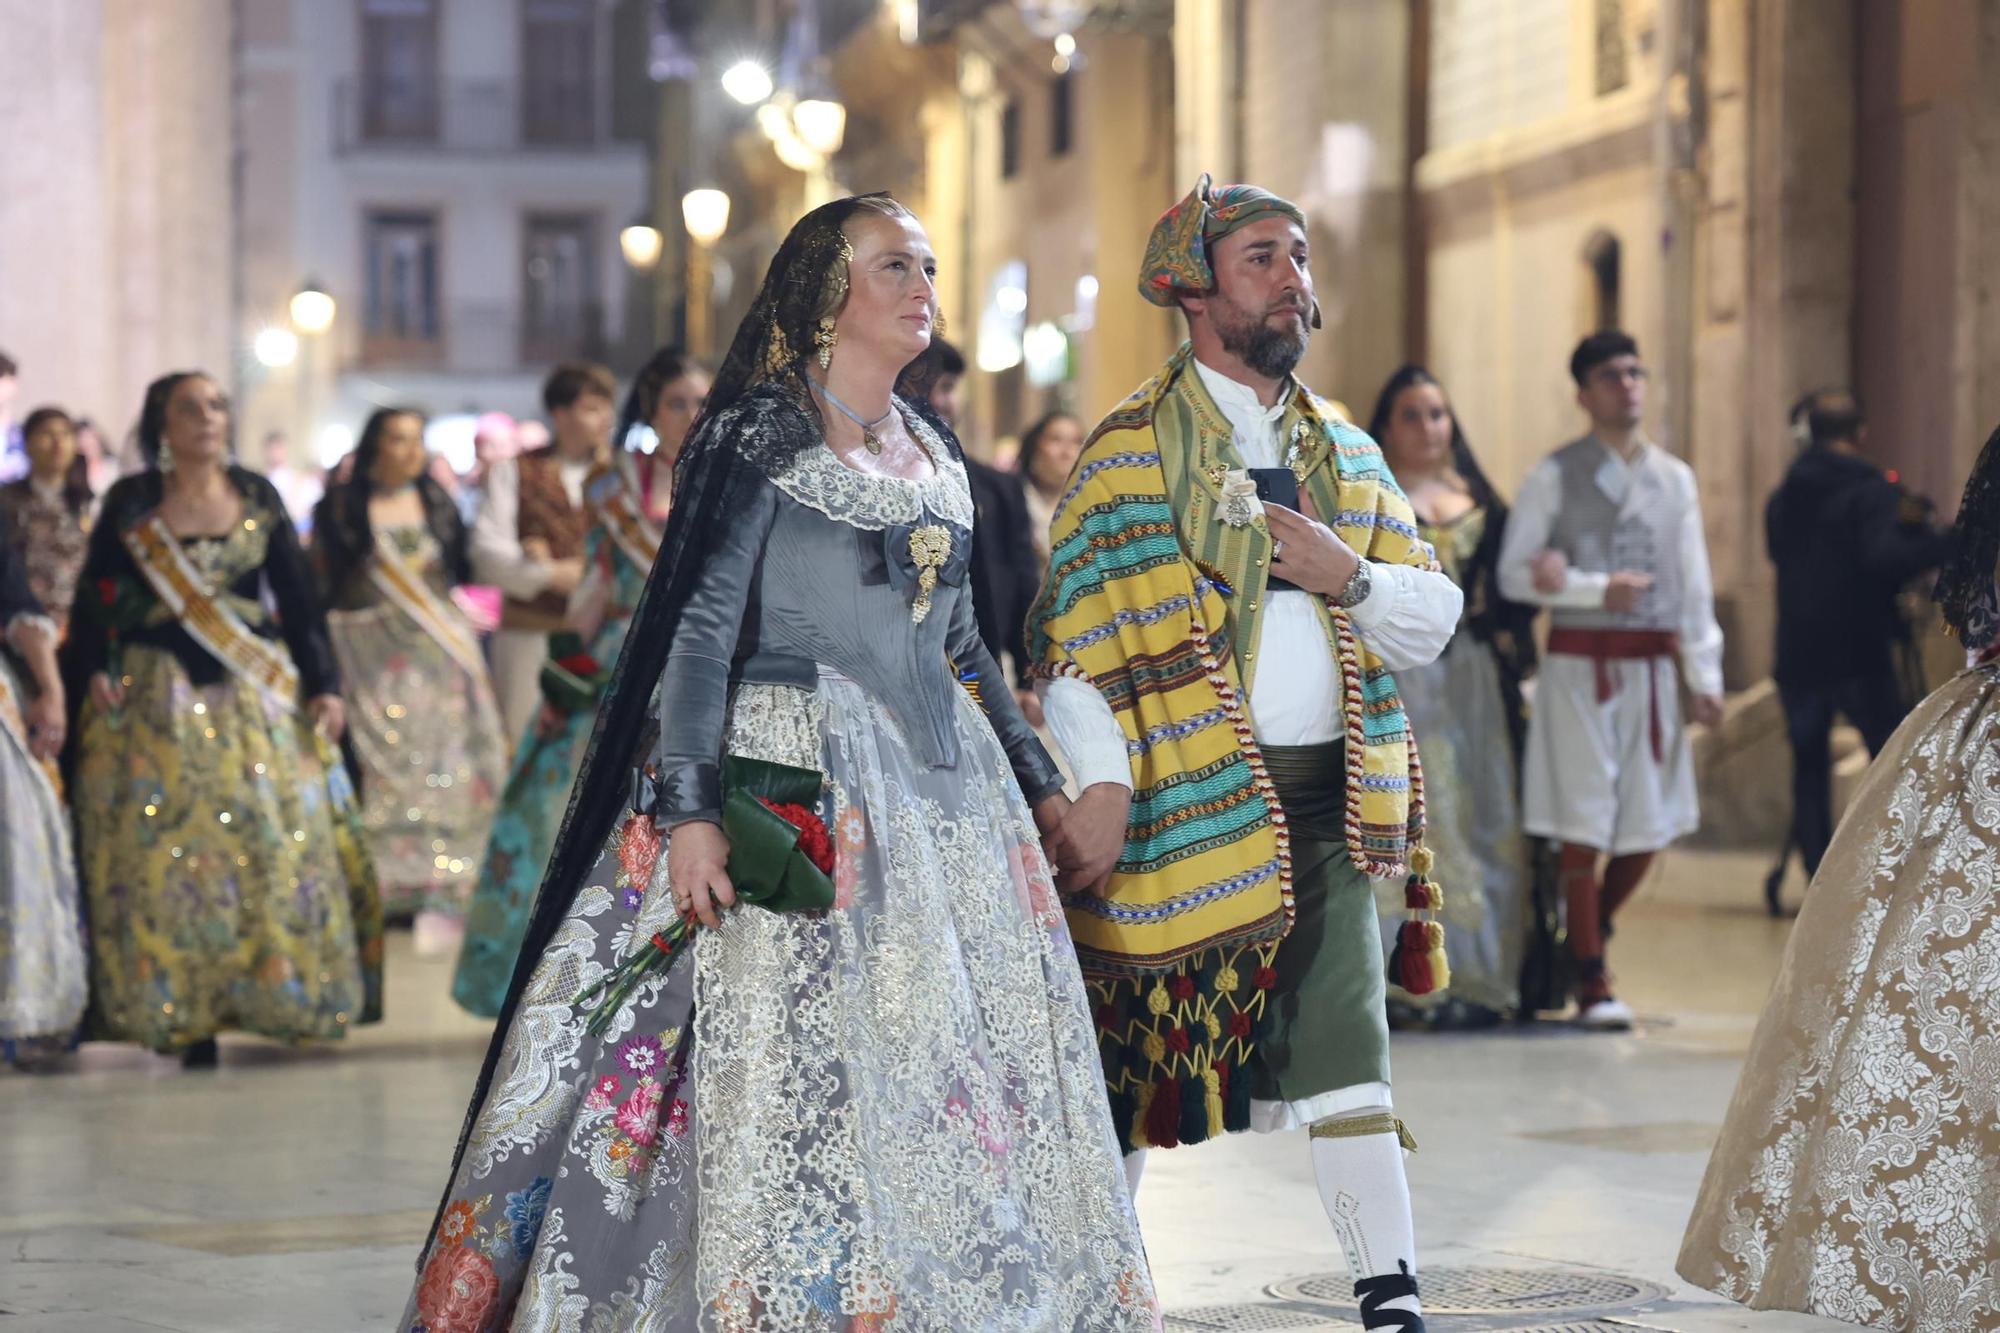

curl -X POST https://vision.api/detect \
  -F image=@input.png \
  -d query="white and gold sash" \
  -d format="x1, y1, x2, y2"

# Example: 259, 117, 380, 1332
122, 514, 300, 713
366, 529, 488, 679
588, 456, 665, 574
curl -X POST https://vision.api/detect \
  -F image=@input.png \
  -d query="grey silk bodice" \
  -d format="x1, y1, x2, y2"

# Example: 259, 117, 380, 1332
651, 419, 1064, 827
1544, 435, 1687, 632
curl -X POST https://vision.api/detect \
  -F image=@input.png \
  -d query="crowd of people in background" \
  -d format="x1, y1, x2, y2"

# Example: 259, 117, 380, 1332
0, 312, 1964, 1078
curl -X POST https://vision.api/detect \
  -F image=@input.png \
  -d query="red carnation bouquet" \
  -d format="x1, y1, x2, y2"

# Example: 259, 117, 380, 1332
539, 630, 612, 715
575, 756, 837, 1034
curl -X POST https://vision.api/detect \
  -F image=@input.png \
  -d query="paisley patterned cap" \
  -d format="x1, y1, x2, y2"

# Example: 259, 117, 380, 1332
1138, 172, 1312, 315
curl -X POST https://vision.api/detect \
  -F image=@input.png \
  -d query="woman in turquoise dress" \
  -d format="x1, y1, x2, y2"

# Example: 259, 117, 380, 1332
452, 349, 707, 1015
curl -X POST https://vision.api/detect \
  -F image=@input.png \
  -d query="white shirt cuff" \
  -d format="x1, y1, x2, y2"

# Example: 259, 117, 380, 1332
1038, 675, 1134, 791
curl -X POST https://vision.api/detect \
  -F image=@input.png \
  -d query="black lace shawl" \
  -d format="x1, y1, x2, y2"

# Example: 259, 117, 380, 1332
426, 194, 965, 1249
1939, 423, 2000, 650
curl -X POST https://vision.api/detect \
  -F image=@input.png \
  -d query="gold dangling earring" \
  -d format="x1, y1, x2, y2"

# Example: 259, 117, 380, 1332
933, 308, 947, 337
815, 317, 837, 370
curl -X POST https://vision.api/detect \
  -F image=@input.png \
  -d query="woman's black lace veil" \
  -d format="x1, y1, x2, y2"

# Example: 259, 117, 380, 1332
1938, 422, 2000, 645
425, 191, 959, 1251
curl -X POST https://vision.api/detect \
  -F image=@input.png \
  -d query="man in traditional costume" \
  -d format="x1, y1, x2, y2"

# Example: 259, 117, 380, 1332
1495, 331, 1725, 1029
471, 363, 614, 740
1029, 175, 1462, 1333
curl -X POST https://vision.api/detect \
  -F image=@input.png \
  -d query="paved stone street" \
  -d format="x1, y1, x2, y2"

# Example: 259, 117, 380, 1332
1, 848, 1848, 1332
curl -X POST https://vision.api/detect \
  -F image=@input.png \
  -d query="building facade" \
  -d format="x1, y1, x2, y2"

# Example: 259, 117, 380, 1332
237, 0, 653, 464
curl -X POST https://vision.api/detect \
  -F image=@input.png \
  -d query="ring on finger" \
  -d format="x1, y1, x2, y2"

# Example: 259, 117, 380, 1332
1272, 539, 1285, 559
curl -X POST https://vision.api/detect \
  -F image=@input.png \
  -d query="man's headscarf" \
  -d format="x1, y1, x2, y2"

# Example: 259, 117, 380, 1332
1138, 172, 1320, 327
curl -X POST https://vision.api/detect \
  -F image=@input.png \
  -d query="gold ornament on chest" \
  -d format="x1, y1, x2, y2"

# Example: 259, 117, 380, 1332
907, 524, 952, 624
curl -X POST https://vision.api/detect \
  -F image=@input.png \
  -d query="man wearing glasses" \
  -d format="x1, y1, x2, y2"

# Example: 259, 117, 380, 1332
1497, 331, 1725, 1030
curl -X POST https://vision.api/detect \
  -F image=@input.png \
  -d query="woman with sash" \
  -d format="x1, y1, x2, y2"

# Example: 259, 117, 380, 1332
312, 408, 506, 955
450, 349, 706, 1016
64, 371, 380, 1068
1367, 365, 1552, 1027
402, 197, 1153, 1330
0, 508, 86, 1068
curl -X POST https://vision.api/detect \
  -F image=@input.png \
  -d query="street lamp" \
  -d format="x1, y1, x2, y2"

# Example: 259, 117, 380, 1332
253, 327, 299, 369
721, 59, 774, 106
290, 281, 336, 335
792, 98, 847, 157
619, 223, 665, 271
681, 189, 731, 361
288, 280, 337, 470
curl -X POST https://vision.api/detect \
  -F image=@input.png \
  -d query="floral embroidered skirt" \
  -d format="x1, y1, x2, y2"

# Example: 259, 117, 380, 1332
329, 603, 506, 918
73, 645, 383, 1052
451, 614, 631, 1018
0, 656, 86, 1045
1677, 662, 2000, 1331
407, 672, 1159, 1331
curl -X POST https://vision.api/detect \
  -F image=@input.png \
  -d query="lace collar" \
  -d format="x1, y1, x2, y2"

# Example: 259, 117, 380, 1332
766, 398, 973, 531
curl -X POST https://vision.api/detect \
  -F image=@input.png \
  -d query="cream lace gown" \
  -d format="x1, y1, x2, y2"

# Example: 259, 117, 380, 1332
1678, 649, 2000, 1330
403, 408, 1158, 1331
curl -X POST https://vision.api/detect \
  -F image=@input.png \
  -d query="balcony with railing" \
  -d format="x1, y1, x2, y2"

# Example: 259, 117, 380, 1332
354, 301, 611, 376
333, 77, 623, 154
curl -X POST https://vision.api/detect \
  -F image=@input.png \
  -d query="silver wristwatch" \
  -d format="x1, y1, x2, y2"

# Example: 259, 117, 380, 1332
1334, 558, 1373, 609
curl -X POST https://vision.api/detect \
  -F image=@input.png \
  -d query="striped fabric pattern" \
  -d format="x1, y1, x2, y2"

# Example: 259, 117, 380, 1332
1029, 343, 1437, 978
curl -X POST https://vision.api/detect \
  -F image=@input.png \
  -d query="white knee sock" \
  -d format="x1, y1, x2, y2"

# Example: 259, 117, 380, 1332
1309, 1109, 1422, 1321
1123, 1147, 1148, 1198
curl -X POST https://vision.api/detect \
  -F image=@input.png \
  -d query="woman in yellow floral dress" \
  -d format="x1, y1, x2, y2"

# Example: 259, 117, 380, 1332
1678, 425, 2000, 1330
63, 371, 380, 1068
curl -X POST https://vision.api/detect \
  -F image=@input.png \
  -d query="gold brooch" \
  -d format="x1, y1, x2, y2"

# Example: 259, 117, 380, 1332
908, 524, 952, 623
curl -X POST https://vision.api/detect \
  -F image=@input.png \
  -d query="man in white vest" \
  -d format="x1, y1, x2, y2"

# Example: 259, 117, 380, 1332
1497, 330, 1725, 1030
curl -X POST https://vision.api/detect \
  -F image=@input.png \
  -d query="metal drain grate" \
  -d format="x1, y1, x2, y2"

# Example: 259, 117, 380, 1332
1266, 1266, 1673, 1315
1164, 1306, 1358, 1331
1508, 1323, 1679, 1333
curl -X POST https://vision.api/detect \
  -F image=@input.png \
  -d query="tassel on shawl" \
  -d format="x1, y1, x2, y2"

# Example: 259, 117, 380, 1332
1388, 844, 1450, 995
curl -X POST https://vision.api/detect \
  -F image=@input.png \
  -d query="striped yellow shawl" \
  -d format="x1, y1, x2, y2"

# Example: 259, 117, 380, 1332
1029, 345, 1437, 978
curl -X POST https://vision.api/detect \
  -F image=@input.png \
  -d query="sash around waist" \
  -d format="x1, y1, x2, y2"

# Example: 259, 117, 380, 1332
1260, 740, 1348, 844
1547, 627, 1679, 661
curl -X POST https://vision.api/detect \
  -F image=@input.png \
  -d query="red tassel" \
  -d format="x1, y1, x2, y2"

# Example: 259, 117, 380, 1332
1146, 1076, 1182, 1149
1392, 919, 1438, 995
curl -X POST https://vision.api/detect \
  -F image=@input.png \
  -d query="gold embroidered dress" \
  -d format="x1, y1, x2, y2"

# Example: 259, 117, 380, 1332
1678, 626, 2000, 1328
66, 469, 381, 1052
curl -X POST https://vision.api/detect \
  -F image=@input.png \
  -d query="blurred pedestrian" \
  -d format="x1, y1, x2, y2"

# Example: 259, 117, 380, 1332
312, 408, 507, 954
1679, 423, 2000, 1332
452, 349, 703, 1016
1018, 409, 1084, 569
1369, 364, 1548, 1027
1496, 331, 1725, 1031
1764, 387, 1949, 901
63, 370, 379, 1067
0, 507, 85, 1068
470, 365, 609, 741
0, 406, 94, 635
919, 338, 1043, 720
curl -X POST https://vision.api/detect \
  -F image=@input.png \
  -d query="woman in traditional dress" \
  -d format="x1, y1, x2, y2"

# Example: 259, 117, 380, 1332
404, 195, 1156, 1331
312, 408, 507, 954
1677, 425, 2000, 1330
0, 406, 94, 636
1366, 366, 1551, 1027
0, 509, 86, 1068
63, 371, 380, 1068
450, 349, 707, 1016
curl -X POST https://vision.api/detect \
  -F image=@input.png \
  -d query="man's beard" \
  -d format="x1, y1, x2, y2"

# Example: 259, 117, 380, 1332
1213, 294, 1309, 379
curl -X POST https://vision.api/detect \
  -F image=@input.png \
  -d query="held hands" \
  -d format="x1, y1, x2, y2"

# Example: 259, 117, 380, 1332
24, 687, 65, 761
1603, 570, 1655, 613
307, 694, 347, 744
1264, 500, 1361, 599
667, 819, 737, 929
1037, 782, 1132, 899
88, 671, 125, 713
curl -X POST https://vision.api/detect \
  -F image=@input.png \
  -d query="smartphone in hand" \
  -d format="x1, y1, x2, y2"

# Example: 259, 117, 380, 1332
1249, 467, 1302, 593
